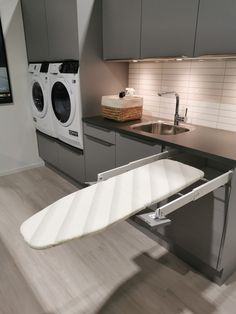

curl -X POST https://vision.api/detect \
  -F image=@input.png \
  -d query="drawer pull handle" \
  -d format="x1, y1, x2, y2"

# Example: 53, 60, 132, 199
85, 135, 114, 147
85, 123, 113, 133
119, 133, 157, 146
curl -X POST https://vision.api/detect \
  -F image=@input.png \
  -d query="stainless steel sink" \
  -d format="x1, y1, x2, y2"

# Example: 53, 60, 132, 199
130, 121, 192, 136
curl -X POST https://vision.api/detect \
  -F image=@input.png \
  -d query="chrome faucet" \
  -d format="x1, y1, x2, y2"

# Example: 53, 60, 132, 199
158, 91, 187, 126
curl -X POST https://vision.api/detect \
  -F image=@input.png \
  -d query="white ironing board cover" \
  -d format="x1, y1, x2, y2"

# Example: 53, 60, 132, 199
20, 159, 204, 249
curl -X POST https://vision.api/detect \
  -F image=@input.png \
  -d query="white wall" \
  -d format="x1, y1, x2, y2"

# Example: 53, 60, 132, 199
0, 0, 42, 176
129, 60, 236, 132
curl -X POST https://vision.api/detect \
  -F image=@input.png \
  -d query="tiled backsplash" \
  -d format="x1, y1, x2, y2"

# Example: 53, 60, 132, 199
128, 60, 236, 132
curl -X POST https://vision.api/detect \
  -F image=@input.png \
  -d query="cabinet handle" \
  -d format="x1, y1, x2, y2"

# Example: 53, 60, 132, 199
85, 123, 113, 133
85, 134, 114, 147
119, 133, 157, 146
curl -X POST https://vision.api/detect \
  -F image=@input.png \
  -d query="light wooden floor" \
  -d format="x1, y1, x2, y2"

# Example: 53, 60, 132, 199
1, 167, 236, 314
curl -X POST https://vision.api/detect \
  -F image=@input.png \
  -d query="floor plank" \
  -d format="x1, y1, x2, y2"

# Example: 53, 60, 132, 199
0, 166, 236, 313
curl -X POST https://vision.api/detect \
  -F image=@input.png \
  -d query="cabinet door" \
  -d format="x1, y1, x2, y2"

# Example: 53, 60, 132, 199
195, 0, 236, 56
21, 0, 49, 62
103, 0, 141, 60
45, 0, 79, 61
116, 133, 162, 167
156, 186, 226, 270
84, 134, 116, 182
58, 143, 85, 183
141, 0, 199, 58
37, 132, 59, 167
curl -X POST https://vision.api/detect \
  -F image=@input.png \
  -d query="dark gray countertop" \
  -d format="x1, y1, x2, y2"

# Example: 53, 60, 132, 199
83, 115, 236, 165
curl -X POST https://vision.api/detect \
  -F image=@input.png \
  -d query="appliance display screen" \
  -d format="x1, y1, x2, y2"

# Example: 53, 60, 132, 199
0, 19, 12, 104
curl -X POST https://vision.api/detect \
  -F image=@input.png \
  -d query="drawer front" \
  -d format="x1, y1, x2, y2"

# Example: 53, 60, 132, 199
37, 132, 59, 168
58, 143, 85, 183
83, 123, 116, 144
84, 134, 116, 182
116, 132, 162, 167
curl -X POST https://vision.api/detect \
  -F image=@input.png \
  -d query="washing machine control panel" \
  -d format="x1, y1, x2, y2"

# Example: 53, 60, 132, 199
28, 63, 41, 74
49, 61, 79, 75
40, 62, 49, 73
59, 61, 79, 74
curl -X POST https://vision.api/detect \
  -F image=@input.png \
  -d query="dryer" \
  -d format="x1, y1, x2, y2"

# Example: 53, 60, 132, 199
28, 63, 56, 137
49, 61, 83, 149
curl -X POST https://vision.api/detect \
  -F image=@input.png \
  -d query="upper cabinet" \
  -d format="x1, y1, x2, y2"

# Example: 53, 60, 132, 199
45, 0, 79, 61
141, 0, 199, 58
194, 0, 236, 56
102, 0, 141, 60
21, 0, 49, 62
103, 0, 236, 60
103, 0, 199, 60
21, 0, 79, 62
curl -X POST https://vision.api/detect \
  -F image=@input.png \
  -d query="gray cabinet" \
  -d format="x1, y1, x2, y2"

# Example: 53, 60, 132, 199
21, 0, 79, 62
58, 144, 85, 183
37, 132, 59, 167
37, 131, 85, 183
116, 132, 162, 167
21, 0, 49, 62
103, 0, 199, 59
194, 0, 236, 56
159, 189, 226, 270
141, 0, 199, 58
102, 0, 236, 59
84, 123, 116, 182
103, 0, 142, 60
45, 0, 79, 61
154, 162, 229, 271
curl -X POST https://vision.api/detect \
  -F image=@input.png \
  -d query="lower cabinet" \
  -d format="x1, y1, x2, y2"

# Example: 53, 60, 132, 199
84, 133, 116, 182
37, 131, 59, 168
116, 132, 162, 167
157, 189, 226, 270
58, 143, 85, 183
84, 123, 163, 182
37, 131, 85, 183
37, 125, 163, 184
84, 123, 116, 182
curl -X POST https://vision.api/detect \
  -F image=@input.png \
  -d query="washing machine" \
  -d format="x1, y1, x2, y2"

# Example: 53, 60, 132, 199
28, 63, 56, 137
49, 61, 83, 149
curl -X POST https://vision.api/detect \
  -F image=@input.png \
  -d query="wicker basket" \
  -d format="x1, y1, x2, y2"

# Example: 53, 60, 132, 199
101, 95, 143, 122
101, 105, 143, 122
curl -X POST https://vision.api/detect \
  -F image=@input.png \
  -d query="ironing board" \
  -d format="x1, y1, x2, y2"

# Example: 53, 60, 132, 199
20, 159, 204, 249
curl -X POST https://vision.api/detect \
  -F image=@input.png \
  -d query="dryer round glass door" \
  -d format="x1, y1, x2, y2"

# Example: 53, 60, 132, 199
32, 81, 47, 118
51, 81, 75, 126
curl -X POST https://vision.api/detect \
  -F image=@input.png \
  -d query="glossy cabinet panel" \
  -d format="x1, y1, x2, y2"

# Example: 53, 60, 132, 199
45, 0, 79, 61
37, 132, 59, 167
21, 0, 49, 61
116, 132, 162, 167
84, 133, 116, 182
58, 143, 85, 183
195, 0, 236, 56
103, 0, 141, 60
141, 0, 199, 58
21, 0, 79, 62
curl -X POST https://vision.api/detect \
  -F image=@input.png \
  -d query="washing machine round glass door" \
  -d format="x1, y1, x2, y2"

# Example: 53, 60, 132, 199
31, 78, 47, 118
51, 79, 75, 127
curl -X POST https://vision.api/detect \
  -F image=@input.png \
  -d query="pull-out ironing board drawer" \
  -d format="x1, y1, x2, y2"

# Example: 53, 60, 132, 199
20, 150, 233, 250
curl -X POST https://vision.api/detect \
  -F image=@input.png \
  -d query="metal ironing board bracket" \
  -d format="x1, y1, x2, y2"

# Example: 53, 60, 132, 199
97, 149, 179, 182
137, 170, 233, 228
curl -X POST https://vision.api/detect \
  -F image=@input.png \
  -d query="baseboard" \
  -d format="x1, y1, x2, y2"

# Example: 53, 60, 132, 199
0, 160, 45, 177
